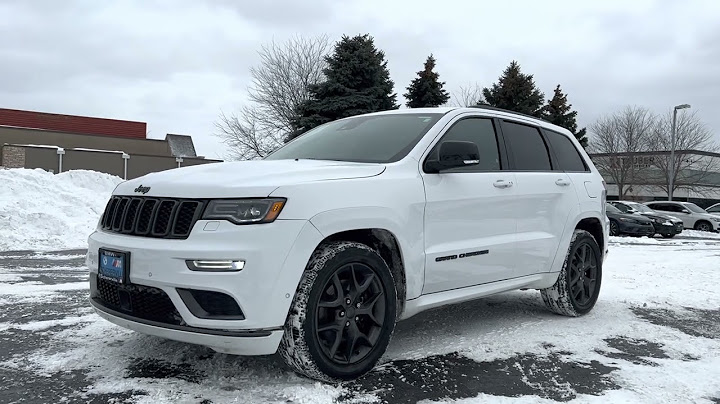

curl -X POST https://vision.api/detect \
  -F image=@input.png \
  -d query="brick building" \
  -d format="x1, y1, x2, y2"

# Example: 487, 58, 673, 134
0, 108, 221, 179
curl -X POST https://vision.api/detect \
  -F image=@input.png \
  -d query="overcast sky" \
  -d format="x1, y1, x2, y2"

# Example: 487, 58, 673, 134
2, 0, 719, 159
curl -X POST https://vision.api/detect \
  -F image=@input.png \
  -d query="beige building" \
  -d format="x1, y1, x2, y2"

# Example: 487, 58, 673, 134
0, 108, 221, 179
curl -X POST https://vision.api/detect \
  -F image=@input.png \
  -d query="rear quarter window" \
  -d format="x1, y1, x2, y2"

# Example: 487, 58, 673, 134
544, 129, 588, 172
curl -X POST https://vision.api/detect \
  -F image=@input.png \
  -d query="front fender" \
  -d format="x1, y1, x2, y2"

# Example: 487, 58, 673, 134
309, 207, 425, 300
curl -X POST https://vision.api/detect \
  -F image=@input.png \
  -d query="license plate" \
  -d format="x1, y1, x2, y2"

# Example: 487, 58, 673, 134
98, 249, 129, 284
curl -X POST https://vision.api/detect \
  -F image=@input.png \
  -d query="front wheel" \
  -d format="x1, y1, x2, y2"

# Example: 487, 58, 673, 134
695, 221, 712, 232
540, 229, 602, 316
278, 241, 397, 382
661, 233, 676, 239
609, 220, 619, 236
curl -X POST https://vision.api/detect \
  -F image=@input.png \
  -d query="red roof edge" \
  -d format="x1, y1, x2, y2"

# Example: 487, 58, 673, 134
0, 108, 147, 139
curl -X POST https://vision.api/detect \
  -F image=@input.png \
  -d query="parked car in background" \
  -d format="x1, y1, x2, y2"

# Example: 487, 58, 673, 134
644, 201, 720, 232
706, 203, 720, 214
609, 201, 683, 238
605, 203, 655, 237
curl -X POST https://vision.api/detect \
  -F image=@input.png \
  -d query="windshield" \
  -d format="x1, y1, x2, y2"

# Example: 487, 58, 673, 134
627, 202, 653, 213
606, 203, 621, 214
265, 113, 443, 163
682, 202, 707, 214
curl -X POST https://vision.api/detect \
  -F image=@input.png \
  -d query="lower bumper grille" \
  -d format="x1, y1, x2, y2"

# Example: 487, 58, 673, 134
94, 275, 184, 326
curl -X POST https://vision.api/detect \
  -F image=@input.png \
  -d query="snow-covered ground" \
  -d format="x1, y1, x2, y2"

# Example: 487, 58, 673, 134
1, 168, 719, 403
0, 240, 718, 402
0, 168, 122, 251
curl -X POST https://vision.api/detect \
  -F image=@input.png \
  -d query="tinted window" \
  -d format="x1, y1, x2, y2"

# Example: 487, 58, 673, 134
708, 205, 720, 213
502, 121, 551, 171
613, 202, 632, 213
266, 113, 443, 163
544, 130, 587, 172
427, 118, 501, 172
682, 203, 707, 213
648, 203, 671, 212
606, 203, 621, 214
651, 203, 683, 213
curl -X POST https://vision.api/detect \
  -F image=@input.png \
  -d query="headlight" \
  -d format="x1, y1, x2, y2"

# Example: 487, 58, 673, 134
619, 217, 634, 223
711, 217, 720, 222
653, 218, 664, 224
202, 198, 286, 224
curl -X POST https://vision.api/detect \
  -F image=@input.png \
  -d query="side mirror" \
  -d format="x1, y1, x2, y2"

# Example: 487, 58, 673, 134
682, 209, 691, 214
425, 141, 480, 173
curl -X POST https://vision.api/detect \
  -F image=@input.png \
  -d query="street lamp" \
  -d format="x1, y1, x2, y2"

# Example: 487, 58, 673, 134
668, 103, 691, 201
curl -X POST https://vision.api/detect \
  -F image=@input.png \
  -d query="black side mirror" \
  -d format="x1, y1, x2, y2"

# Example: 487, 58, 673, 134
425, 141, 480, 173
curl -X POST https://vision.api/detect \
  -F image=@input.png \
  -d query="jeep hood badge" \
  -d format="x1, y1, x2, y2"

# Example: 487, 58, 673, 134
134, 185, 151, 194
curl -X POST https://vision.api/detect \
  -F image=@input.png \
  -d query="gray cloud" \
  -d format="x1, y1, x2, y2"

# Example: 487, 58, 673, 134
1, 0, 719, 159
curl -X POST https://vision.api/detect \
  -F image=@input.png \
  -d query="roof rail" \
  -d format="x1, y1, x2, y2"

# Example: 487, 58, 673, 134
468, 104, 550, 123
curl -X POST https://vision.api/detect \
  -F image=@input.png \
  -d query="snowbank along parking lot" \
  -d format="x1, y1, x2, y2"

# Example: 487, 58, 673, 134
0, 168, 718, 403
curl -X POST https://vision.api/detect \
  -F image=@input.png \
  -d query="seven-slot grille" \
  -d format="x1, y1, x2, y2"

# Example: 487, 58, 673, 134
101, 196, 204, 239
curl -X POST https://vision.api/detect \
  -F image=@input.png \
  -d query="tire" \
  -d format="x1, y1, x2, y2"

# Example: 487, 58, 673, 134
694, 221, 712, 232
540, 229, 602, 317
661, 233, 675, 239
609, 220, 619, 236
278, 241, 397, 382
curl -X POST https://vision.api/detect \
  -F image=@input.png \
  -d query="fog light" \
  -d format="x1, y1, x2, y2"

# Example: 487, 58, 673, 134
186, 259, 245, 272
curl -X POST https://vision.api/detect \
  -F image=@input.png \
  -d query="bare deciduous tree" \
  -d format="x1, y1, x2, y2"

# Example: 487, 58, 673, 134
215, 34, 331, 160
646, 109, 719, 198
449, 82, 484, 107
588, 106, 655, 198
215, 107, 285, 161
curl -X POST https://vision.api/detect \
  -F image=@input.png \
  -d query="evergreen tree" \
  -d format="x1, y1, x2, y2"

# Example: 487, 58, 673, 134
482, 61, 545, 117
404, 54, 450, 108
543, 84, 589, 148
289, 34, 398, 140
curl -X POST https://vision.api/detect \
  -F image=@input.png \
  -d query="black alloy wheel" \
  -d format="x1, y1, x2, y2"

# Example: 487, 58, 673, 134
609, 220, 619, 236
314, 263, 386, 365
278, 241, 397, 382
567, 242, 599, 311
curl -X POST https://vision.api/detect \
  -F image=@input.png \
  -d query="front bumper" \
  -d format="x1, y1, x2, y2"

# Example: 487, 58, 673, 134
87, 218, 324, 355
617, 221, 655, 236
652, 221, 683, 235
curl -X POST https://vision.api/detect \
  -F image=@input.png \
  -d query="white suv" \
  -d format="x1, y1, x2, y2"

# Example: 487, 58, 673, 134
87, 106, 609, 381
644, 201, 720, 232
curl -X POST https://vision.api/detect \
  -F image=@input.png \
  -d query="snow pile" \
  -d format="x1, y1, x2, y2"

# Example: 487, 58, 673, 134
0, 168, 123, 251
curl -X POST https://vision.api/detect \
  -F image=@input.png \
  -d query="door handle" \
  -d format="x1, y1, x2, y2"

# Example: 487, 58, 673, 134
555, 179, 571, 186
493, 180, 513, 189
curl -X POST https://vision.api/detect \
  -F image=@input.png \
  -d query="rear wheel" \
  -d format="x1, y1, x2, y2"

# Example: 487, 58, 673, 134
541, 230, 602, 316
661, 233, 675, 238
278, 241, 397, 382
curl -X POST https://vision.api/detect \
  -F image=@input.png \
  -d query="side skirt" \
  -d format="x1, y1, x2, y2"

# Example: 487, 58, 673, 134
399, 272, 560, 320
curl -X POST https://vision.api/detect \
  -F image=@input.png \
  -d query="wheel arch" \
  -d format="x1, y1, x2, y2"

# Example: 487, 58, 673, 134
319, 228, 407, 318
693, 219, 712, 231
309, 208, 420, 319
576, 216, 605, 256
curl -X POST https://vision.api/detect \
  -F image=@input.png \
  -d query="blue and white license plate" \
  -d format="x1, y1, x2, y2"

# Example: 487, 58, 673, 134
98, 249, 129, 284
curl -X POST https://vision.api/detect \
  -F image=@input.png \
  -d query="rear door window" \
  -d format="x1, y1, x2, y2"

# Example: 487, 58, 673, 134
501, 121, 552, 171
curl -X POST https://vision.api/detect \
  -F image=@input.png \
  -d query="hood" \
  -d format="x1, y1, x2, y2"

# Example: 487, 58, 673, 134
113, 159, 386, 198
638, 212, 680, 223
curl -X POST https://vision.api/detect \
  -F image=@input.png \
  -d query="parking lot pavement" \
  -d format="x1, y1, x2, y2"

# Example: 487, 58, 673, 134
1, 242, 719, 404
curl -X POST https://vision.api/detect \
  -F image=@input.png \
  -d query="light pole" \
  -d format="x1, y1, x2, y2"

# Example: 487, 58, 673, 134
668, 103, 691, 201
